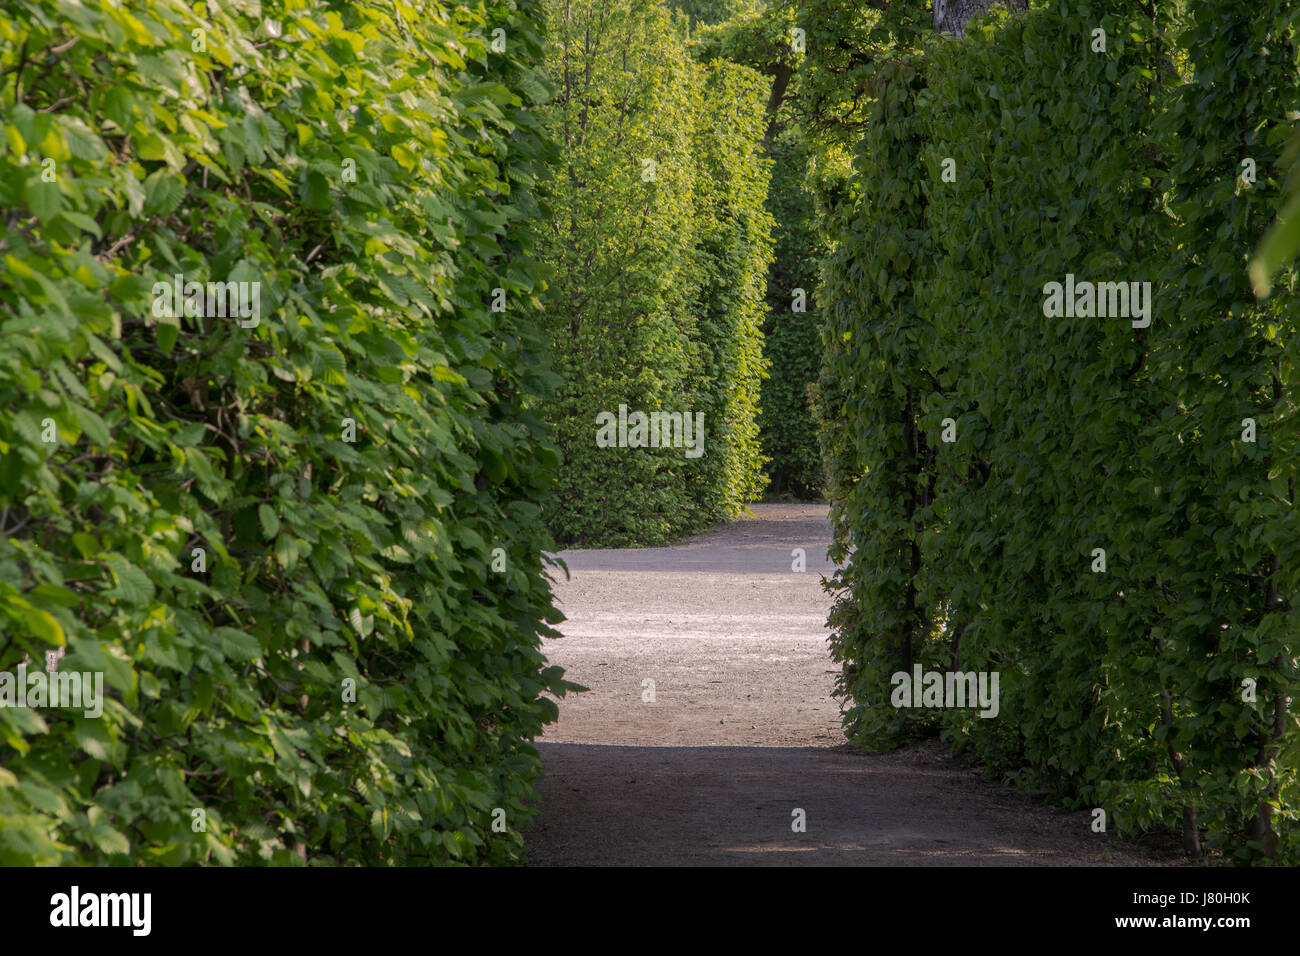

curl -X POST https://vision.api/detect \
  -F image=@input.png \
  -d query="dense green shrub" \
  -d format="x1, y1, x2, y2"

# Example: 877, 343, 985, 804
0, 0, 571, 865
817, 0, 1300, 862
817, 51, 933, 749
666, 0, 749, 28
914, 0, 1176, 822
537, 0, 772, 547
683, 60, 773, 519
694, 0, 825, 500
758, 124, 824, 500
1130, 0, 1300, 861
535, 0, 701, 548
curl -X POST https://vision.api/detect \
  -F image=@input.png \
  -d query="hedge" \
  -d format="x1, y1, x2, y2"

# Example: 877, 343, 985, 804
693, 0, 825, 501
818, 0, 1300, 863
683, 59, 773, 520
758, 123, 825, 501
0, 0, 572, 865
537, 0, 773, 547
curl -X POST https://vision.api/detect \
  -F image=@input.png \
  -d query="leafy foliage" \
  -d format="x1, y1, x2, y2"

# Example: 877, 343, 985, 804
685, 60, 774, 517
666, 0, 750, 29
0, 0, 573, 865
1251, 122, 1300, 297
796, 0, 929, 145
757, 127, 825, 501
537, 0, 773, 547
817, 0, 1300, 862
817, 49, 932, 749
696, 0, 825, 500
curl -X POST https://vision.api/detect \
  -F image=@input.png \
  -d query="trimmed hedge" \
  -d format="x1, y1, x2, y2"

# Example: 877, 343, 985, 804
0, 0, 571, 865
758, 124, 825, 501
692, 1, 825, 501
685, 59, 774, 520
538, 0, 773, 547
818, 0, 1300, 862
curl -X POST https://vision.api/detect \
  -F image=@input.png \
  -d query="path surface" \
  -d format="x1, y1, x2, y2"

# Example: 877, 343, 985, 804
524, 504, 1168, 866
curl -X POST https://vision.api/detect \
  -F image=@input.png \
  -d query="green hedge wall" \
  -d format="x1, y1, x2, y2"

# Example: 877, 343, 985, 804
818, 51, 933, 750
0, 0, 571, 865
818, 0, 1300, 863
684, 60, 773, 521
690, 1, 825, 501
538, 0, 773, 547
758, 124, 825, 501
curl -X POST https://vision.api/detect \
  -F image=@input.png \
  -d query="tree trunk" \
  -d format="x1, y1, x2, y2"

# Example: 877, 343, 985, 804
764, 60, 794, 144
933, 0, 1028, 37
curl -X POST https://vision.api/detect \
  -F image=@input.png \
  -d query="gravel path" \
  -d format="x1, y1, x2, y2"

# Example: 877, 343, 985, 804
524, 504, 1171, 866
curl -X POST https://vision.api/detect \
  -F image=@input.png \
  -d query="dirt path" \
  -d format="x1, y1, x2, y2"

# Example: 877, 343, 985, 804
524, 504, 1168, 866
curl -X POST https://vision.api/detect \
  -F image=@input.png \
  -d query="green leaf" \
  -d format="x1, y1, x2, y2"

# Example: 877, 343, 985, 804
71, 404, 111, 446
172, 422, 207, 446
74, 720, 114, 761
302, 170, 332, 210
143, 169, 185, 216
58, 210, 103, 239
1250, 189, 1300, 297
137, 133, 169, 161
14, 601, 65, 646
25, 178, 61, 222
216, 627, 261, 661
87, 824, 130, 856
104, 86, 135, 128
156, 321, 178, 353
104, 559, 156, 605
258, 504, 280, 539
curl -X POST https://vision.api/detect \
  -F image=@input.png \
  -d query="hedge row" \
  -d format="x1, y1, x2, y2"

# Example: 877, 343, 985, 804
0, 0, 571, 865
694, 1, 826, 501
537, 0, 773, 547
757, 123, 825, 501
818, 0, 1300, 862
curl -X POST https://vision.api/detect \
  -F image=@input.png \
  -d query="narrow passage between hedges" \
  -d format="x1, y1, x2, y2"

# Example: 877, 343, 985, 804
523, 504, 1166, 866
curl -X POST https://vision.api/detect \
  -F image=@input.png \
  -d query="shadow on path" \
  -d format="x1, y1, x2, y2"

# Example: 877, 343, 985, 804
524, 741, 1164, 866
